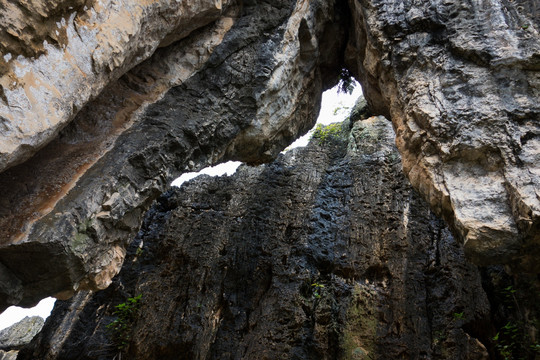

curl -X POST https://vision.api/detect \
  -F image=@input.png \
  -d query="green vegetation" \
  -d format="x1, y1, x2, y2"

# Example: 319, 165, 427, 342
452, 312, 464, 321
311, 282, 325, 299
311, 123, 346, 145
493, 321, 520, 359
338, 68, 356, 95
491, 285, 540, 360
106, 294, 142, 352
333, 105, 351, 116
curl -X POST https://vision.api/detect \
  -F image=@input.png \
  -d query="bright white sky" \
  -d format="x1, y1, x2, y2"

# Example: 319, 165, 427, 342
0, 297, 56, 331
0, 81, 362, 332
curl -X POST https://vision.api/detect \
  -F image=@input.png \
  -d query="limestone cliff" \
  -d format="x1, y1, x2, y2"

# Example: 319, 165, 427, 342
0, 0, 538, 334
19, 115, 540, 359
344, 0, 540, 271
18, 117, 495, 359
0, 0, 346, 310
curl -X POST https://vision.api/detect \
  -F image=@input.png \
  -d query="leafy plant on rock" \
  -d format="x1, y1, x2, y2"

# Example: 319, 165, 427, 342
106, 294, 142, 352
311, 282, 325, 299
311, 123, 345, 145
491, 285, 540, 360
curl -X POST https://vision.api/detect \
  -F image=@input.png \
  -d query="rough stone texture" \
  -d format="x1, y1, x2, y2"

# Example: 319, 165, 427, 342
0, 350, 17, 360
344, 0, 540, 271
0, 0, 539, 335
19, 117, 495, 359
0, 0, 232, 172
0, 0, 346, 311
0, 316, 44, 359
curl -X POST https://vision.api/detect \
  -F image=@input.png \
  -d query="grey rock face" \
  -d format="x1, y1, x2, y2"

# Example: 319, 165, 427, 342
0, 0, 539, 326
0, 315, 45, 360
344, 0, 540, 271
0, 0, 346, 311
0, 316, 44, 350
18, 117, 493, 359
0, 350, 17, 360
0, 0, 233, 172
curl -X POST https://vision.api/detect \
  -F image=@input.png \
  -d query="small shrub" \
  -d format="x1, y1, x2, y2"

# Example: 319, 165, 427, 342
106, 294, 142, 351
491, 284, 539, 359
493, 322, 520, 360
311, 123, 345, 145
311, 282, 325, 299
337, 68, 356, 95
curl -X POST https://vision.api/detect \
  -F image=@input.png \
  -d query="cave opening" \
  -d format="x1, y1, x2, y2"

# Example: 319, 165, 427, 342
170, 79, 364, 188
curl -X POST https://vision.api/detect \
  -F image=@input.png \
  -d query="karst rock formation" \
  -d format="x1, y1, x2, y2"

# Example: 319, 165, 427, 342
16, 114, 540, 359
0, 0, 538, 358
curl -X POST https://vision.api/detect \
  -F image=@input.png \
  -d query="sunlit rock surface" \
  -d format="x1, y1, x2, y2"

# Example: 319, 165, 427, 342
345, 0, 540, 271
0, 316, 44, 359
0, 0, 232, 172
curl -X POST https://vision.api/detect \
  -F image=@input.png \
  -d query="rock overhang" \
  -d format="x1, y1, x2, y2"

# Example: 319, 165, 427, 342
0, 0, 349, 311
0, 0, 538, 313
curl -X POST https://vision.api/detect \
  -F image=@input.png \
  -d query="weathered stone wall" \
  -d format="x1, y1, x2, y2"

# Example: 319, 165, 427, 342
18, 117, 496, 359
0, 0, 348, 311
0, 0, 538, 333
344, 0, 540, 271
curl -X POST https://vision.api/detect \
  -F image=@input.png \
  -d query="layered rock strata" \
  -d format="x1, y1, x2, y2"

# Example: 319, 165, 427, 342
344, 0, 540, 271
0, 0, 346, 310
0, 0, 233, 171
19, 117, 496, 359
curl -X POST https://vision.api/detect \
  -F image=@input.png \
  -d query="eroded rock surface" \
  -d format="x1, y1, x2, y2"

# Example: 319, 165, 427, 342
0, 0, 346, 311
344, 0, 540, 270
0, 0, 233, 171
0, 0, 539, 324
18, 117, 496, 359
0, 316, 44, 350
0, 316, 44, 360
